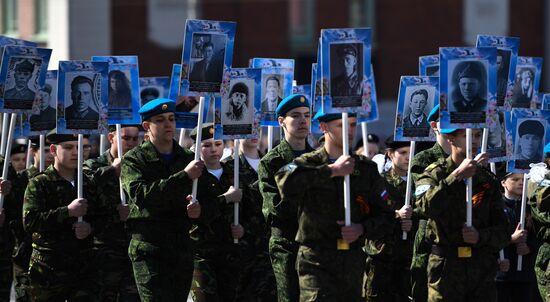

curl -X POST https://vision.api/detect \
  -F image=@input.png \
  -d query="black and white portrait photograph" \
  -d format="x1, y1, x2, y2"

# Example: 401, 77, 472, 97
402, 86, 434, 137
449, 60, 488, 113
140, 87, 160, 106
487, 111, 507, 159
514, 119, 544, 169
64, 73, 101, 130
222, 80, 253, 125
188, 33, 227, 92
3, 57, 42, 109
176, 96, 199, 113
330, 43, 363, 106
496, 49, 511, 107
511, 66, 536, 108
30, 81, 57, 131
108, 69, 132, 108
261, 74, 283, 115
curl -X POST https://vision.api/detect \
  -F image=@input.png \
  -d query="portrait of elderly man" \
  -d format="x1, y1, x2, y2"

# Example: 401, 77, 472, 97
4, 59, 36, 101
332, 44, 362, 97
451, 61, 487, 113
515, 119, 544, 168
403, 88, 430, 130
512, 67, 534, 108
225, 82, 250, 122
65, 75, 100, 128
261, 76, 283, 113
30, 83, 57, 129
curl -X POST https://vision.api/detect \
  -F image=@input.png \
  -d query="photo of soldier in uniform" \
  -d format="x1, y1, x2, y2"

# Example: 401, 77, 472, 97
260, 75, 283, 115
514, 119, 544, 169
189, 33, 226, 92
402, 87, 433, 137
511, 66, 535, 108
30, 82, 57, 131
3, 57, 42, 109
223, 81, 252, 125
65, 74, 100, 130
108, 70, 132, 108
447, 60, 488, 124
330, 43, 363, 107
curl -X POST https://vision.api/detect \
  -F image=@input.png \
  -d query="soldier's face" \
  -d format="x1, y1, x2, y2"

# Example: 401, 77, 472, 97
82, 138, 91, 160
367, 142, 379, 158
448, 129, 481, 156
14, 70, 31, 87
10, 153, 26, 172
231, 92, 247, 108
52, 142, 79, 169
410, 94, 427, 117
321, 117, 357, 150
108, 127, 140, 156
343, 54, 357, 77
279, 107, 310, 140
266, 80, 279, 100
34, 147, 54, 167
388, 146, 410, 172
144, 112, 176, 143
519, 134, 541, 159
74, 83, 93, 112
200, 139, 224, 164
458, 77, 480, 101
501, 173, 524, 197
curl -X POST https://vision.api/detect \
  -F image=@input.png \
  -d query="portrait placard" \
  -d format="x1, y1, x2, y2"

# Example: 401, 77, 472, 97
419, 55, 439, 76
510, 56, 543, 109
57, 61, 109, 135
92, 56, 141, 125
439, 47, 497, 129
0, 36, 37, 67
139, 76, 170, 106
476, 35, 520, 109
394, 76, 439, 141
21, 70, 58, 135
506, 108, 550, 172
357, 65, 378, 123
321, 28, 372, 113
251, 58, 294, 126
0, 46, 52, 113
179, 20, 236, 96
542, 93, 550, 110
486, 109, 511, 163
214, 68, 261, 139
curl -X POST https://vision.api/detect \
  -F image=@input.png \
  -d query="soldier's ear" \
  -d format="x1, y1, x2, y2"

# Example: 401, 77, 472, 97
142, 121, 150, 131
49, 144, 57, 156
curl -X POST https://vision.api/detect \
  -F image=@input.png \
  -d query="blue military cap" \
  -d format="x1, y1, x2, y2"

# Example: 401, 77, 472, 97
313, 110, 356, 123
544, 142, 550, 156
427, 104, 440, 122
439, 128, 458, 134
138, 98, 175, 121
276, 94, 310, 117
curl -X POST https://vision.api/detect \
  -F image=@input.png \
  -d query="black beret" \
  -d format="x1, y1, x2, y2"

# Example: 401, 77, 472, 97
10, 144, 27, 155
190, 123, 215, 142
385, 136, 410, 150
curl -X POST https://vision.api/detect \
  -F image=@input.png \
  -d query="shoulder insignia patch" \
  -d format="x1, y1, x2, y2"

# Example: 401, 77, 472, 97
415, 184, 431, 197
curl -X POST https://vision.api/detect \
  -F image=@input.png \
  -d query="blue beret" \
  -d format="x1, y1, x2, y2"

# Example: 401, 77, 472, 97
544, 142, 550, 156
138, 98, 175, 120
313, 110, 356, 123
440, 127, 458, 134
276, 94, 310, 117
427, 104, 439, 122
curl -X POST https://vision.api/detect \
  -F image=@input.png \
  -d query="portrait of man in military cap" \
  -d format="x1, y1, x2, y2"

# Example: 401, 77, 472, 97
330, 43, 363, 99
511, 66, 535, 108
65, 75, 100, 129
224, 81, 251, 124
4, 58, 37, 102
30, 82, 57, 131
514, 119, 545, 168
449, 60, 488, 113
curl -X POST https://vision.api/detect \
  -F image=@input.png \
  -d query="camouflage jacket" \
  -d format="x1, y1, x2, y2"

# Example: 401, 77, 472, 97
121, 139, 196, 233
275, 147, 394, 250
83, 149, 128, 248
410, 142, 447, 182
415, 156, 508, 254
529, 175, 550, 242
22, 165, 101, 253
224, 153, 269, 248
258, 139, 313, 237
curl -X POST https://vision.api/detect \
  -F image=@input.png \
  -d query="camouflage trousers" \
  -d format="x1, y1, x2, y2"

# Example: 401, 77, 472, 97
269, 234, 299, 302
190, 243, 242, 302
535, 242, 550, 301
411, 219, 430, 302
95, 245, 140, 302
427, 252, 497, 302
296, 245, 365, 302
364, 254, 412, 302
128, 234, 194, 302
27, 248, 99, 302
235, 244, 277, 302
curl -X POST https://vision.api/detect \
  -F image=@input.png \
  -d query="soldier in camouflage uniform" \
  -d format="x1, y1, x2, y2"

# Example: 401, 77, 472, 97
276, 112, 393, 301
0, 155, 15, 302
409, 104, 451, 302
121, 98, 204, 301
23, 132, 102, 301
10, 136, 54, 301
189, 123, 244, 301
364, 137, 416, 301
414, 128, 508, 301
224, 138, 277, 301
83, 125, 140, 301
258, 94, 313, 302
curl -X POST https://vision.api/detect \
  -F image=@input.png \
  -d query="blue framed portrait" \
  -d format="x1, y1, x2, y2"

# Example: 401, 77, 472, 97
439, 47, 497, 129
486, 108, 511, 163
57, 60, 109, 135
321, 28, 372, 114
92, 56, 141, 125
357, 65, 378, 123
541, 93, 550, 110
0, 46, 51, 113
20, 70, 58, 136
0, 36, 37, 67
419, 55, 439, 77
476, 35, 520, 109
180, 19, 236, 96
510, 56, 543, 109
506, 108, 550, 172
214, 68, 261, 139
395, 76, 439, 142
139, 76, 170, 106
